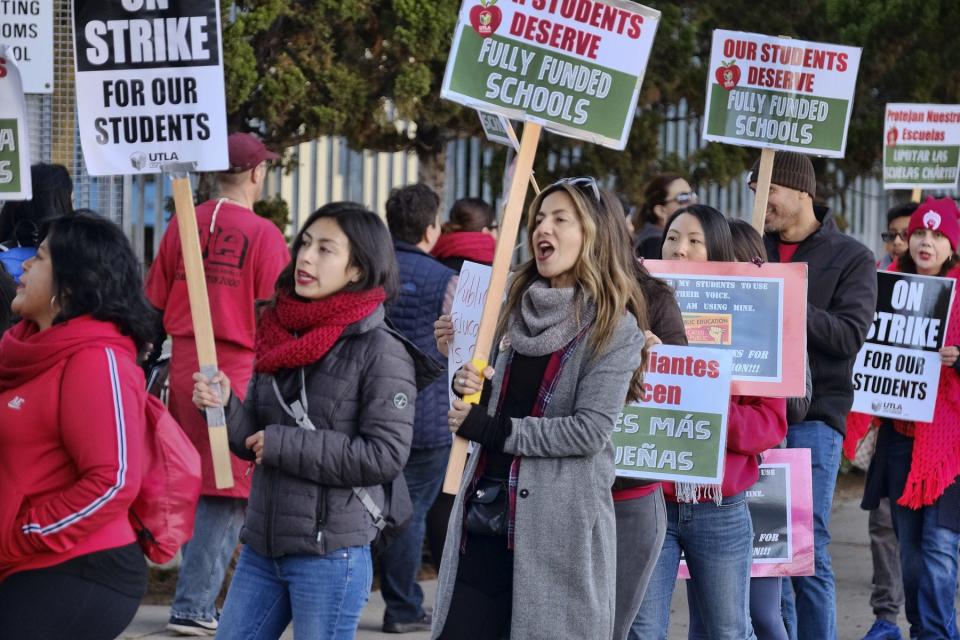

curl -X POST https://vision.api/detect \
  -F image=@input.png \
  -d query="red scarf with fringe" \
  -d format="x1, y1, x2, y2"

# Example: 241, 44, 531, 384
254, 288, 385, 374
844, 263, 960, 508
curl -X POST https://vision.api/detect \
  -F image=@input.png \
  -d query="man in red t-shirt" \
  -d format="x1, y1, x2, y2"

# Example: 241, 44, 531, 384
145, 133, 290, 636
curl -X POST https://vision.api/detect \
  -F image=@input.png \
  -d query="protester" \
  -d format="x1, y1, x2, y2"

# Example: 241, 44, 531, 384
145, 132, 290, 636
753, 151, 877, 640
431, 197, 497, 271
0, 212, 157, 639
382, 184, 459, 633
0, 163, 73, 283
0, 263, 15, 334
434, 177, 646, 639
878, 203, 917, 269
631, 205, 787, 640
633, 173, 697, 259
848, 197, 960, 640
191, 202, 423, 639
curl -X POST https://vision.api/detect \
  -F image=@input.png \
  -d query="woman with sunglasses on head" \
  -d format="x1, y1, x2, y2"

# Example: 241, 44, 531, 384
630, 205, 787, 640
849, 198, 960, 640
633, 173, 698, 260
0, 212, 157, 639
432, 177, 646, 640
432, 197, 498, 272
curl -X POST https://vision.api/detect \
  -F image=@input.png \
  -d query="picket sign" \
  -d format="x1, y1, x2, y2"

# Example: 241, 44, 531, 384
0, 47, 33, 200
480, 111, 541, 195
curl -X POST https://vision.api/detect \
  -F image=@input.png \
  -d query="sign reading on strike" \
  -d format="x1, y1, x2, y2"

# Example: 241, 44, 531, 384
0, 48, 33, 200
441, 0, 660, 150
884, 104, 960, 190
0, 0, 53, 93
447, 261, 492, 408
702, 30, 861, 157
644, 260, 808, 397
72, 0, 228, 176
614, 345, 732, 484
852, 271, 956, 422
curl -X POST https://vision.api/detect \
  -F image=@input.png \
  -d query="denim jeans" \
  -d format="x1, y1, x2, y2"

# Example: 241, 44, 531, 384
217, 545, 372, 640
688, 578, 787, 640
630, 492, 756, 640
379, 445, 450, 624
870, 498, 904, 623
171, 495, 246, 621
885, 432, 960, 640
782, 421, 842, 640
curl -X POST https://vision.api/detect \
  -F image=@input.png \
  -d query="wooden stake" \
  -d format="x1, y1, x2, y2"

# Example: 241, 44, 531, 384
911, 187, 922, 203
442, 122, 542, 495
751, 148, 776, 234
167, 166, 235, 490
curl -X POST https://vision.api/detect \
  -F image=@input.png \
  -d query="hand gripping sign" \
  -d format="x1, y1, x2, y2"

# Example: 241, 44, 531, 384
440, 0, 661, 494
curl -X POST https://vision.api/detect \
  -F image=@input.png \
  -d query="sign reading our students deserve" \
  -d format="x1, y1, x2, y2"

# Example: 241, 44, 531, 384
448, 261, 493, 408
644, 260, 808, 397
884, 104, 960, 190
852, 271, 956, 423
441, 0, 660, 150
614, 345, 732, 484
0, 48, 33, 200
0, 0, 53, 93
702, 30, 861, 157
72, 0, 229, 176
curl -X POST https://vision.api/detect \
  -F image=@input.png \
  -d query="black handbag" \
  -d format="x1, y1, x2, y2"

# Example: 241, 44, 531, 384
463, 476, 509, 536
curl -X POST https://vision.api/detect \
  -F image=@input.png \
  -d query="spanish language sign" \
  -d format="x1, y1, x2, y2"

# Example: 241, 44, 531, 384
441, 0, 660, 150
884, 104, 960, 190
702, 30, 861, 157
72, 0, 228, 176
644, 260, 808, 397
0, 48, 32, 200
680, 448, 815, 579
852, 271, 955, 422
478, 110, 520, 151
0, 0, 53, 93
614, 346, 732, 484
448, 261, 492, 408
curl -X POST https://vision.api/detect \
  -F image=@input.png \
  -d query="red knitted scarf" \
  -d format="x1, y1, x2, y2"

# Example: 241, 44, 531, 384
845, 263, 960, 508
254, 288, 385, 374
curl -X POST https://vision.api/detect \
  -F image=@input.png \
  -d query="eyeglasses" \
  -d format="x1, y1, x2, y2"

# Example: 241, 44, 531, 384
664, 191, 698, 206
881, 231, 908, 242
553, 176, 601, 203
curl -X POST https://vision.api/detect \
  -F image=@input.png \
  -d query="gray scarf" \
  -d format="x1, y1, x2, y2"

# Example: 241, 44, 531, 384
508, 279, 596, 357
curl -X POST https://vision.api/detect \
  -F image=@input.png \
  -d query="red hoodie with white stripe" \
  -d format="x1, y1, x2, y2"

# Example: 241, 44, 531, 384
0, 316, 145, 581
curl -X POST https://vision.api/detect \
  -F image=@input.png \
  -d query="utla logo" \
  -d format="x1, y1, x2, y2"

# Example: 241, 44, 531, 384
469, 0, 502, 38
715, 60, 741, 91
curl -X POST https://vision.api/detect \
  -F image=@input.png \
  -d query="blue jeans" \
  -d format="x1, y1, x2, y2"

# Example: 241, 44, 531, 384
782, 421, 842, 640
217, 545, 372, 640
886, 433, 960, 640
630, 492, 756, 640
688, 578, 787, 640
379, 445, 450, 624
171, 495, 246, 621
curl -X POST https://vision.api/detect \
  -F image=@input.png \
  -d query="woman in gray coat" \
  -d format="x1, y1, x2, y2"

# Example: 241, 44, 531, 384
436, 178, 647, 639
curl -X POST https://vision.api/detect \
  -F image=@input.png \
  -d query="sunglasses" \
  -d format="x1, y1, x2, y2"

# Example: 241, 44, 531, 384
665, 191, 698, 206
881, 231, 908, 242
553, 176, 601, 203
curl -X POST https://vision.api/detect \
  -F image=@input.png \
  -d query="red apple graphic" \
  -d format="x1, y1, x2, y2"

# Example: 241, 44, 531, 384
715, 60, 741, 91
469, 0, 502, 38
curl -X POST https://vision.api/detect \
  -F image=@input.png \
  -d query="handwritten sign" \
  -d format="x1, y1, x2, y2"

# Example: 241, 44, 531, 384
448, 261, 492, 407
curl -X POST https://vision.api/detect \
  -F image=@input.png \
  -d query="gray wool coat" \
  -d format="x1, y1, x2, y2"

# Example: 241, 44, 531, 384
432, 312, 643, 640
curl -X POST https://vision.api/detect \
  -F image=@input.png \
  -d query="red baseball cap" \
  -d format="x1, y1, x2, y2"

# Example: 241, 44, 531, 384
226, 132, 279, 173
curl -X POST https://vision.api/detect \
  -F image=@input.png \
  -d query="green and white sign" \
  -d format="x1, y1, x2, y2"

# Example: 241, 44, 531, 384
614, 345, 733, 484
702, 30, 861, 158
884, 104, 960, 190
442, 0, 660, 150
0, 47, 32, 200
478, 110, 519, 151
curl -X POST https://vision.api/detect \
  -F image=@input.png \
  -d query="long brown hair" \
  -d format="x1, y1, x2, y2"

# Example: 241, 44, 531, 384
497, 181, 649, 399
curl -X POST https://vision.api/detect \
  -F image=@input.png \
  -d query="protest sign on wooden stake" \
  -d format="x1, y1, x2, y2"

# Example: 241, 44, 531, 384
0, 2, 53, 93
884, 104, 960, 191
0, 48, 32, 200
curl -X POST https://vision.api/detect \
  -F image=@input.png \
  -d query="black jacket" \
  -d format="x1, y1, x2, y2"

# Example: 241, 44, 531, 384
764, 209, 877, 436
225, 306, 440, 557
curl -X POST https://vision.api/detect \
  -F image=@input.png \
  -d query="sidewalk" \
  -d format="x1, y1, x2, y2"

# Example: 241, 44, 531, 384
123, 477, 948, 639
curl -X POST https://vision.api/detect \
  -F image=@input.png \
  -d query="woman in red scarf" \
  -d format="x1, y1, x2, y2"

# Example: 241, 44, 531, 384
848, 197, 960, 640
431, 197, 497, 271
192, 203, 424, 640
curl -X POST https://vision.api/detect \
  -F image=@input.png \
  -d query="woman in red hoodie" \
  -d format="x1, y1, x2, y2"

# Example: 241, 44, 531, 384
431, 197, 497, 272
630, 205, 787, 639
0, 212, 156, 639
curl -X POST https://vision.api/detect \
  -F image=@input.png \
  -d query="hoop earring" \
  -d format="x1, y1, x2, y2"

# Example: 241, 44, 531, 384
50, 295, 58, 309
